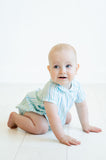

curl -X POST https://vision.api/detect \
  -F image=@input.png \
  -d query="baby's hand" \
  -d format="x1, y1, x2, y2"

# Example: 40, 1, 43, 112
83, 125, 102, 133
59, 135, 81, 146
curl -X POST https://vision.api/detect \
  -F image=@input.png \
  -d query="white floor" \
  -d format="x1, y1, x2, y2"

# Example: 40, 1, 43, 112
0, 83, 106, 160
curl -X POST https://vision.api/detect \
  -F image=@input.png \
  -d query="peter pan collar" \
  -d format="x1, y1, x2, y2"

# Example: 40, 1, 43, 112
50, 79, 75, 93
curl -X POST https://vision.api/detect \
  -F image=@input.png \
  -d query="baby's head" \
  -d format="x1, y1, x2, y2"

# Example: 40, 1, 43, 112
47, 43, 79, 89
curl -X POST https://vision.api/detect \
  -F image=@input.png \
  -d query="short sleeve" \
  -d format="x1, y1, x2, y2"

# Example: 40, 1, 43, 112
41, 81, 59, 106
75, 83, 86, 103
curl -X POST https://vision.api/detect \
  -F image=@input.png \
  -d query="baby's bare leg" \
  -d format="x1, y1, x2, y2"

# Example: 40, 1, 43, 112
7, 112, 48, 134
65, 112, 72, 124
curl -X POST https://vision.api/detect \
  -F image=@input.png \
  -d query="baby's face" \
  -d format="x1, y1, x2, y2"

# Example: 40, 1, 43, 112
48, 48, 79, 89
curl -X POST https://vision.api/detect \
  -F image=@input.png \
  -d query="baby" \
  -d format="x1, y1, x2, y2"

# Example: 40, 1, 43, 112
7, 43, 102, 146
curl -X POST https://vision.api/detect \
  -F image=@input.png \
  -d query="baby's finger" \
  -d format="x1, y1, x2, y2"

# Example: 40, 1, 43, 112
89, 127, 102, 133
66, 141, 72, 146
83, 129, 90, 133
69, 138, 81, 145
60, 139, 71, 146
62, 140, 72, 146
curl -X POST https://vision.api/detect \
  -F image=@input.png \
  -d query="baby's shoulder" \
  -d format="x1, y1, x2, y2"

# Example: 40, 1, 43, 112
42, 80, 59, 94
39, 80, 60, 104
72, 79, 81, 88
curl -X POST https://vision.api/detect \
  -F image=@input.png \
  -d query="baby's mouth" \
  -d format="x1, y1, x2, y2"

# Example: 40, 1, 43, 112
58, 76, 67, 79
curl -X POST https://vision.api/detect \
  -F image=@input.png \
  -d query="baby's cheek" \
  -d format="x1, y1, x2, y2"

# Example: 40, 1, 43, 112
51, 71, 57, 80
68, 70, 74, 75
69, 68, 76, 74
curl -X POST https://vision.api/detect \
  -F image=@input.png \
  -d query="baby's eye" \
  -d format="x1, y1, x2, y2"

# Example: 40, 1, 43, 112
54, 65, 59, 69
66, 64, 72, 68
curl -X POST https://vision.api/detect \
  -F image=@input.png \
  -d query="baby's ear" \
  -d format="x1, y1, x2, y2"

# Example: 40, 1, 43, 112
47, 65, 50, 72
76, 64, 80, 72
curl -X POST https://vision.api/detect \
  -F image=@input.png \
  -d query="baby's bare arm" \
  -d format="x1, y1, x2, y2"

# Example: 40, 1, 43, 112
44, 101, 80, 146
75, 100, 102, 133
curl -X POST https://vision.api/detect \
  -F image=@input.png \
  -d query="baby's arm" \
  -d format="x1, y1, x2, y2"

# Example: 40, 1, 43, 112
44, 101, 80, 146
75, 100, 102, 133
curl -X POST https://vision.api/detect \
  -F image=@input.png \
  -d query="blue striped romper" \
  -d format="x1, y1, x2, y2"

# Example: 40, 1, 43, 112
16, 79, 86, 129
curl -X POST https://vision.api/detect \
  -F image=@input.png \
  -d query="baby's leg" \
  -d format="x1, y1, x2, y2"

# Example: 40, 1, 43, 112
7, 112, 48, 134
65, 112, 72, 124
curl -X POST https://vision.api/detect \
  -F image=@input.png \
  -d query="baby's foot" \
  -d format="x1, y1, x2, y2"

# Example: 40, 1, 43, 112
7, 112, 17, 128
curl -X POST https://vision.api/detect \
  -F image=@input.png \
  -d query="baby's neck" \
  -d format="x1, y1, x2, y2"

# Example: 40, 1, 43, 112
62, 83, 72, 90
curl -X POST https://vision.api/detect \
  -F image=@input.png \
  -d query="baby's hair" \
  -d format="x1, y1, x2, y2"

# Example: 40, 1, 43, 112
48, 43, 77, 64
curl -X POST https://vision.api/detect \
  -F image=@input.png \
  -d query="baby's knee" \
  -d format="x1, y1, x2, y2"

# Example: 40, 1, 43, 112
33, 121, 48, 135
39, 122, 49, 134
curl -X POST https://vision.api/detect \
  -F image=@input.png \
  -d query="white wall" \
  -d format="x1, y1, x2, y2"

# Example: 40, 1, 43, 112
0, 0, 106, 84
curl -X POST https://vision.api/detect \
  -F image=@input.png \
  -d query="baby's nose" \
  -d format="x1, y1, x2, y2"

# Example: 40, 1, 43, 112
60, 67, 66, 73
